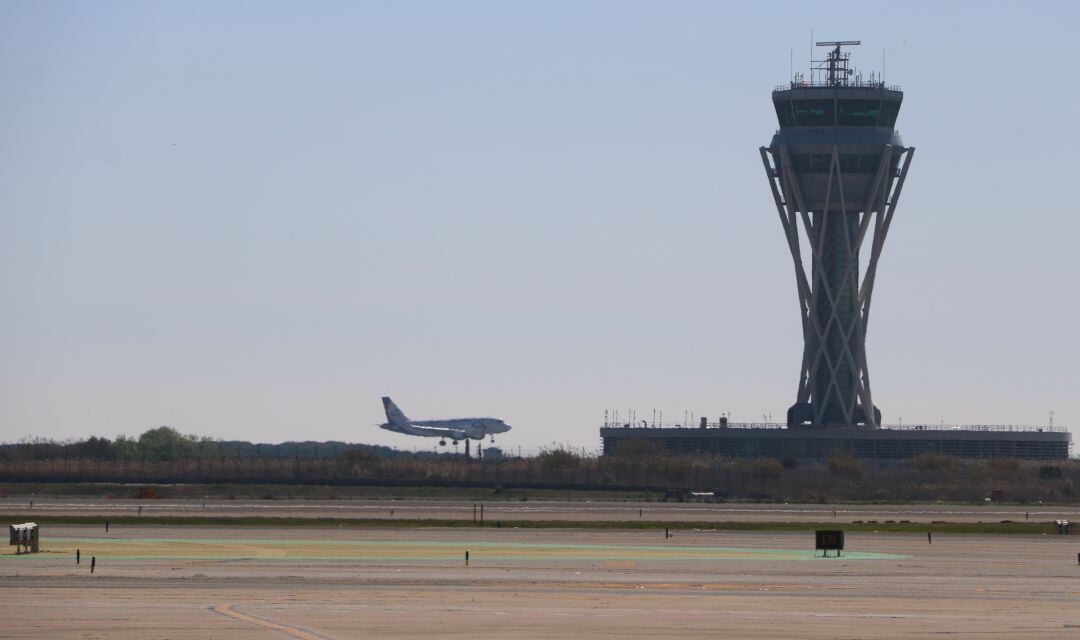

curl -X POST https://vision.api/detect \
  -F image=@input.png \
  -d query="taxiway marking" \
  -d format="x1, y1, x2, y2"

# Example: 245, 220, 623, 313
213, 603, 330, 640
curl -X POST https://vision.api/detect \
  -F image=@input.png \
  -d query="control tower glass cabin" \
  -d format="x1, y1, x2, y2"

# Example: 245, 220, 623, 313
759, 41, 914, 429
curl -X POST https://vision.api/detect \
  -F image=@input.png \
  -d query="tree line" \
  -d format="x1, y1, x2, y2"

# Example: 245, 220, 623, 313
0, 429, 1077, 503
0, 427, 410, 462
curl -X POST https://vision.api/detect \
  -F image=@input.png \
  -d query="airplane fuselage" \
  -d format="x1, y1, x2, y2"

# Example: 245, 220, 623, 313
379, 419, 509, 441
379, 397, 511, 443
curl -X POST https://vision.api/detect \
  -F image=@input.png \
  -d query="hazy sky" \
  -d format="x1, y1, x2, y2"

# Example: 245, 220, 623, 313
2, 1, 1078, 452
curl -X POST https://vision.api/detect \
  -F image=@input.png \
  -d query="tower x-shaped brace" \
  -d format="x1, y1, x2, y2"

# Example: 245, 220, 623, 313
759, 144, 914, 427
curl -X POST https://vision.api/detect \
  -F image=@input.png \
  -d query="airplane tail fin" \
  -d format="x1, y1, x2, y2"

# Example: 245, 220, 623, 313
382, 396, 409, 426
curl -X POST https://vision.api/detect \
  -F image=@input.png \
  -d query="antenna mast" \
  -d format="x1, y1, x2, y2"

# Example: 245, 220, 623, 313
812, 40, 861, 86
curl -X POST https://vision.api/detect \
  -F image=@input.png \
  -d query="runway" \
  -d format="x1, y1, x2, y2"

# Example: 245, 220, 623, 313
3, 497, 1077, 523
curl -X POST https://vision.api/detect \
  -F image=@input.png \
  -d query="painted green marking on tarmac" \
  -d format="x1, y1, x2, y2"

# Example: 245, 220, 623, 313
4, 554, 903, 561
2, 551, 906, 561
43, 536, 903, 554
19, 537, 908, 561
44, 536, 862, 552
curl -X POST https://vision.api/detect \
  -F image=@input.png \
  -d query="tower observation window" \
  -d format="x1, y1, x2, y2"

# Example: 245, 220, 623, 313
791, 154, 831, 172
792, 100, 834, 126
840, 154, 882, 173
773, 100, 795, 127
878, 100, 901, 128
837, 99, 880, 126
791, 153, 883, 173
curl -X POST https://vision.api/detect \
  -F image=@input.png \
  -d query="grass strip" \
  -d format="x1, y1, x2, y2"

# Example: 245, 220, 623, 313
0, 514, 1059, 535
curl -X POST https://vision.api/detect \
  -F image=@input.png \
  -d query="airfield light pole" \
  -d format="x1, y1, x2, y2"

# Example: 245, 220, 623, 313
761, 40, 914, 428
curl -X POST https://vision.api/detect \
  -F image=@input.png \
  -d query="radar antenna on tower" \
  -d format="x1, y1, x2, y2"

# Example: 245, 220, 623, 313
812, 40, 861, 86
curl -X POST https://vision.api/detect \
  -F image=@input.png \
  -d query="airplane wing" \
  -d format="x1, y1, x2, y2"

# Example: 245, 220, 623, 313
386, 423, 466, 439
409, 420, 465, 428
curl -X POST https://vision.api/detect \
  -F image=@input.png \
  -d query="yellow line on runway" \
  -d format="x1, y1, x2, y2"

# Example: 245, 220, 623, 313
213, 603, 329, 640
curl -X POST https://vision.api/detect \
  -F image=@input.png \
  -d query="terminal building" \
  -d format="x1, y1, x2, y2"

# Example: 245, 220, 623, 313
600, 421, 1070, 461
600, 42, 1070, 460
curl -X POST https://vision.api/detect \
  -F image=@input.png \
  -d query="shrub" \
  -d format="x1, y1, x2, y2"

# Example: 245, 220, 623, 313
827, 453, 863, 478
983, 459, 1020, 475
340, 449, 376, 464
909, 453, 957, 472
1038, 465, 1063, 480
137, 426, 197, 461
538, 449, 580, 472
750, 458, 784, 482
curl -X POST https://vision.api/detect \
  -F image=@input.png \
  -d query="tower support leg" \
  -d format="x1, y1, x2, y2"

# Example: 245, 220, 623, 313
760, 145, 914, 428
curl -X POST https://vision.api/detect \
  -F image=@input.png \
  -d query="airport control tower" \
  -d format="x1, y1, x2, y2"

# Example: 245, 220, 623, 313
760, 41, 914, 429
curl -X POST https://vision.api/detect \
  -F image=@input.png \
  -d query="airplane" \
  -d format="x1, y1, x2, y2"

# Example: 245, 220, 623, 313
379, 397, 511, 451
